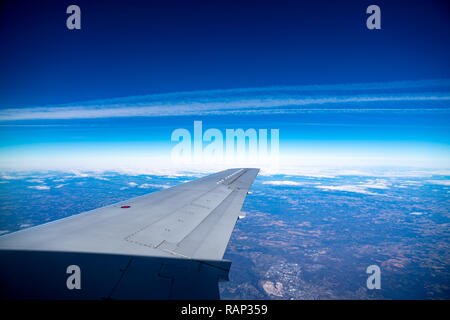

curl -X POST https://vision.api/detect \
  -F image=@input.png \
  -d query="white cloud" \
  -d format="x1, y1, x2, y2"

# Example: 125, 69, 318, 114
69, 170, 90, 178
1, 80, 449, 120
315, 184, 381, 195
27, 179, 44, 183
317, 180, 391, 195
94, 177, 110, 181
1, 175, 21, 180
262, 180, 305, 186
359, 179, 390, 189
28, 185, 50, 190
1, 95, 448, 121
138, 183, 170, 189
426, 180, 450, 186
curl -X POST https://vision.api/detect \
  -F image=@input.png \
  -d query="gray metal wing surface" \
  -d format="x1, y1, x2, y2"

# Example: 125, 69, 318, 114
0, 168, 259, 299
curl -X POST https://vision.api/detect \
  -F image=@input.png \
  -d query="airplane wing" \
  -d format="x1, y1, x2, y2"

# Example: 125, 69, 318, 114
0, 168, 259, 299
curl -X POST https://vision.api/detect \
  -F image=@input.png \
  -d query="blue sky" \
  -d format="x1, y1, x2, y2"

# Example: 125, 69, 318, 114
1, 0, 449, 107
0, 1, 449, 174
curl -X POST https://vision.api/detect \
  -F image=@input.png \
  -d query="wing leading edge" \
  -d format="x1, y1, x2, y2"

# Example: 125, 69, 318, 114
0, 168, 259, 299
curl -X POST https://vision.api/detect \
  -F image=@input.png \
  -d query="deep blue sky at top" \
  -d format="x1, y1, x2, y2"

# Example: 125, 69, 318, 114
0, 0, 449, 108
